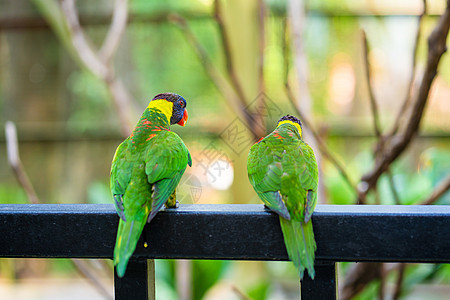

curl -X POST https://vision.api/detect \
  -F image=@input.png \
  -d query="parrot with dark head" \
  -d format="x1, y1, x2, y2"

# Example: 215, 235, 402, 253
110, 92, 191, 277
247, 115, 318, 279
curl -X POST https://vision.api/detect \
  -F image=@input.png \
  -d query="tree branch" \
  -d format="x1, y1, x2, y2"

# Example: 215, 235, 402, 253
170, 13, 263, 139
345, 3, 450, 295
168, 14, 240, 113
5, 121, 40, 204
58, 0, 134, 136
389, 0, 427, 137
5, 121, 113, 299
213, 0, 248, 108
392, 264, 406, 300
387, 170, 401, 204
61, 0, 109, 79
72, 259, 113, 300
287, 0, 312, 115
421, 174, 450, 205
253, 0, 267, 132
359, 0, 450, 200
256, 0, 265, 94
98, 0, 129, 64
343, 175, 449, 298
213, 0, 265, 138
340, 262, 383, 300
361, 29, 382, 139
282, 19, 357, 196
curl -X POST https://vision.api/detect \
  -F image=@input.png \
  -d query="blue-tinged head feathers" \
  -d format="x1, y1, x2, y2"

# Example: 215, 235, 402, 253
152, 93, 188, 126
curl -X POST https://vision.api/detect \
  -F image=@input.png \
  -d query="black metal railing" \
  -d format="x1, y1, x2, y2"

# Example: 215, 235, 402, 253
1, 204, 449, 299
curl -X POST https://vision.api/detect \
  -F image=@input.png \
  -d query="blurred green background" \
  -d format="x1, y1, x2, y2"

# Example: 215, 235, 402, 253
0, 0, 449, 299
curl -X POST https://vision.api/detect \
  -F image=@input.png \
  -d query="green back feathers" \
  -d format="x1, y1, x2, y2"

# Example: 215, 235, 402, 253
247, 116, 318, 279
111, 96, 191, 277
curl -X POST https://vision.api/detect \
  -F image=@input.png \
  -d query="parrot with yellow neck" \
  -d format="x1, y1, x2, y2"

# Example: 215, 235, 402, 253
247, 115, 318, 279
110, 93, 191, 277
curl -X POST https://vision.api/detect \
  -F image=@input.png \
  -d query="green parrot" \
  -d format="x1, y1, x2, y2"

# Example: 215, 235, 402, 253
247, 115, 318, 279
110, 92, 191, 277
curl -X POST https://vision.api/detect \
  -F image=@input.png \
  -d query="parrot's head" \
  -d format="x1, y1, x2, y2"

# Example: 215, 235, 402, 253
151, 93, 188, 126
276, 115, 302, 138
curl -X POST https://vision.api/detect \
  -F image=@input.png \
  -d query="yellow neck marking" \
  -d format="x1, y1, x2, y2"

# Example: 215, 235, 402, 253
147, 99, 173, 122
277, 120, 302, 137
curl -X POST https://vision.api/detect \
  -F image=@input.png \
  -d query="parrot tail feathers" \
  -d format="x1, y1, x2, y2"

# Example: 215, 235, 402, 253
279, 217, 316, 279
114, 218, 147, 278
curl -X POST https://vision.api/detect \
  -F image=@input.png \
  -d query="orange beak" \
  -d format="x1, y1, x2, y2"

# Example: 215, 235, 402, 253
177, 109, 188, 126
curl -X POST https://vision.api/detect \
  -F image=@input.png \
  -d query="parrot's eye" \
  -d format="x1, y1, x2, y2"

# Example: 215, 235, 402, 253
179, 100, 184, 107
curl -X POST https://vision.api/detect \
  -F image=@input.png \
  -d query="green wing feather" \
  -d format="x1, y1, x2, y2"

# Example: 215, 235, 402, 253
247, 127, 318, 279
145, 133, 191, 220
248, 140, 290, 219
111, 138, 132, 221
112, 130, 190, 277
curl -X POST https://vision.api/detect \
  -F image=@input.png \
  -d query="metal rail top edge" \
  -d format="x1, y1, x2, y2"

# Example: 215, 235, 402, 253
0, 204, 448, 216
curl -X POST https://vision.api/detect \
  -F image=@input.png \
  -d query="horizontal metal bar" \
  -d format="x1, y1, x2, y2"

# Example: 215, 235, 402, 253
0, 204, 449, 263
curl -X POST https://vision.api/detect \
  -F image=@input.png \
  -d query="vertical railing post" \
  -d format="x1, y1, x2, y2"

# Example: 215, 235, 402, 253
147, 260, 156, 299
114, 259, 155, 300
300, 261, 337, 299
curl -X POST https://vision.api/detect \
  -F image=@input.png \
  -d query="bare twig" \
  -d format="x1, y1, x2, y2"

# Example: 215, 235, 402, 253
287, 0, 331, 201
176, 260, 192, 300
60, 0, 134, 136
361, 30, 382, 139
340, 262, 383, 300
5, 121, 113, 299
72, 259, 114, 300
5, 121, 40, 204
287, 81, 358, 195
172, 3, 268, 139
392, 264, 406, 300
387, 169, 401, 204
282, 19, 357, 196
168, 14, 240, 113
287, 0, 312, 115
231, 285, 251, 300
99, 0, 129, 64
170, 13, 264, 139
61, 0, 109, 79
344, 2, 450, 296
282, 18, 308, 124
362, 29, 401, 206
359, 0, 450, 201
213, 0, 248, 108
421, 174, 450, 205
378, 263, 386, 300
213, 0, 266, 138
389, 0, 427, 137
254, 0, 267, 131
257, 0, 265, 94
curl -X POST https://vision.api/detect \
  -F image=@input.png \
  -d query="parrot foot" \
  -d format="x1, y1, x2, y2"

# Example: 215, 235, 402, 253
165, 189, 179, 208
165, 200, 179, 209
